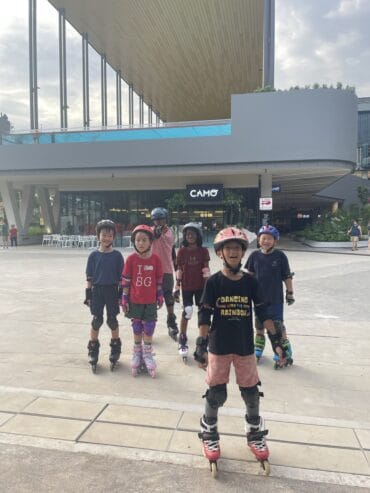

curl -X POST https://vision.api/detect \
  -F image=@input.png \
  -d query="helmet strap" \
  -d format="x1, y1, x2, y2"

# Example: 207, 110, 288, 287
223, 259, 242, 274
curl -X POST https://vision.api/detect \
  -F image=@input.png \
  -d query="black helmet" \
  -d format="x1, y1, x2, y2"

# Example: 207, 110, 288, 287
182, 222, 203, 246
151, 207, 168, 220
96, 219, 116, 238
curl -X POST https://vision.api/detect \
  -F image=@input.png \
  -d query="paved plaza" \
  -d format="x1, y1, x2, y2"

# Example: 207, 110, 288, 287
0, 240, 369, 492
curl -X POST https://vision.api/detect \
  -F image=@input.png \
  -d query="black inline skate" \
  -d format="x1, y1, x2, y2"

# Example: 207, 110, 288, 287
109, 337, 122, 371
246, 415, 270, 475
87, 340, 100, 373
167, 313, 179, 341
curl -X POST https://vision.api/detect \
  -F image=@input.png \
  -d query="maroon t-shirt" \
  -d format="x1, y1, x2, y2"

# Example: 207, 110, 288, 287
176, 246, 210, 291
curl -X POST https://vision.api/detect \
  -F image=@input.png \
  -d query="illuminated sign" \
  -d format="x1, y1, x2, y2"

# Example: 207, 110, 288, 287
186, 184, 224, 202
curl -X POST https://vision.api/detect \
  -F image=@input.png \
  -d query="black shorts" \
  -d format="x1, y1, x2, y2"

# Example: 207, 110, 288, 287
90, 285, 119, 318
182, 289, 203, 307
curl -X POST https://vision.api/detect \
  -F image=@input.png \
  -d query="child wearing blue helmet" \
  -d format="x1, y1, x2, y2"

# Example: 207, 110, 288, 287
245, 225, 294, 369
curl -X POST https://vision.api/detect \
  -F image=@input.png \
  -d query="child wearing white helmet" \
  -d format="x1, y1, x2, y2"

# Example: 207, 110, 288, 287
173, 222, 210, 361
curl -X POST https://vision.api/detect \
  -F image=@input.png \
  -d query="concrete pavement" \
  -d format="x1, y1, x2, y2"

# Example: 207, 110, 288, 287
0, 240, 370, 491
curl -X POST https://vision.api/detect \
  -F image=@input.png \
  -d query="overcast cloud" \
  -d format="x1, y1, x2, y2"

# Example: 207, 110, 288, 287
0, 0, 369, 131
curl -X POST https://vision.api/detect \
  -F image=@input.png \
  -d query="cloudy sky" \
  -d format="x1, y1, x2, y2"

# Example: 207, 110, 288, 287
0, 0, 369, 131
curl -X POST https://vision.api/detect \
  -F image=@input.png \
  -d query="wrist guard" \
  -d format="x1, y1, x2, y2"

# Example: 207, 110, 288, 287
118, 286, 123, 299
84, 288, 92, 305
194, 336, 209, 363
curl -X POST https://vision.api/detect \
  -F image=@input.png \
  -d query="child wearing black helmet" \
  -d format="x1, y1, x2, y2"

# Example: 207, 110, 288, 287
84, 220, 124, 373
195, 227, 279, 475
245, 224, 294, 368
174, 222, 210, 361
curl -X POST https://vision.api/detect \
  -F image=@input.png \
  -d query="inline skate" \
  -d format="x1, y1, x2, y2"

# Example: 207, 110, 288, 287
198, 416, 220, 478
167, 314, 179, 341
109, 337, 122, 371
246, 415, 270, 475
254, 334, 265, 361
142, 343, 156, 378
178, 333, 188, 363
131, 344, 143, 377
87, 340, 100, 373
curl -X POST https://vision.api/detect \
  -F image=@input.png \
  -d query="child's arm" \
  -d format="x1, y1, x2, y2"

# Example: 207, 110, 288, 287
284, 276, 295, 305
84, 278, 92, 306
121, 276, 130, 313
194, 304, 212, 369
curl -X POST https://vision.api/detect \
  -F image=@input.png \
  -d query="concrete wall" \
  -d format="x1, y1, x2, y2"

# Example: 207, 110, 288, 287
0, 89, 357, 174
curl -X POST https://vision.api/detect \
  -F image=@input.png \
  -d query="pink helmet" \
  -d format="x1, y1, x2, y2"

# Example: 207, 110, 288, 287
213, 227, 249, 252
131, 224, 154, 243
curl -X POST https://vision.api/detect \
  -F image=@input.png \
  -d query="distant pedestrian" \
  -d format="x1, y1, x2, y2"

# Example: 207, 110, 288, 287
1, 221, 9, 248
9, 224, 18, 247
367, 221, 370, 250
347, 220, 362, 251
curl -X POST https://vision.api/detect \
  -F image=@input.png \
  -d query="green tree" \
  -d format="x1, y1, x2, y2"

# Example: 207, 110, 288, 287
165, 191, 187, 244
357, 186, 369, 206
223, 190, 243, 226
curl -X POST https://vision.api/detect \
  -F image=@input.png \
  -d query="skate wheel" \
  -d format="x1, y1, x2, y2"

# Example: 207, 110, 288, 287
259, 460, 270, 476
210, 461, 218, 478
91, 364, 97, 374
182, 356, 188, 364
110, 363, 115, 371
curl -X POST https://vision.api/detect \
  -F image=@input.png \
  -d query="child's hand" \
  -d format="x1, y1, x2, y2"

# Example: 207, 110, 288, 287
83, 288, 92, 307
194, 336, 209, 369
285, 291, 295, 305
157, 294, 164, 308
173, 289, 180, 303
121, 293, 129, 314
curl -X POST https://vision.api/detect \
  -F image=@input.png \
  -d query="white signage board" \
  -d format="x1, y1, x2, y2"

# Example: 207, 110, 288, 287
259, 197, 273, 210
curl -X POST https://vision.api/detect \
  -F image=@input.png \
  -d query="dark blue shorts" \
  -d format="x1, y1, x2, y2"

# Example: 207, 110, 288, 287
90, 285, 120, 318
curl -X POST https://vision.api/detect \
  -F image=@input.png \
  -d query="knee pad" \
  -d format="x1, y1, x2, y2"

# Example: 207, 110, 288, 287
107, 316, 118, 331
143, 320, 156, 337
205, 384, 227, 410
240, 385, 260, 408
91, 316, 103, 331
132, 318, 143, 335
183, 306, 193, 320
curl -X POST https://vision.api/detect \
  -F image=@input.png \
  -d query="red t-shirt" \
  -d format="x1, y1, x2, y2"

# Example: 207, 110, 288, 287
176, 246, 210, 291
9, 227, 18, 238
122, 252, 163, 304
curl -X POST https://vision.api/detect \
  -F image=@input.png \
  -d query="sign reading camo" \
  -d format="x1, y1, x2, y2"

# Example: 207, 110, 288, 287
186, 184, 224, 202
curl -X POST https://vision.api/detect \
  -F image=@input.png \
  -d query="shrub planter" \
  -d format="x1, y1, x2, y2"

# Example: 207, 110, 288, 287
304, 239, 368, 248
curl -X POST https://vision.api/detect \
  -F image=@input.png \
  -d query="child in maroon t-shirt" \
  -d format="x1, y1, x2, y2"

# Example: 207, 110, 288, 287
174, 223, 210, 360
122, 225, 163, 377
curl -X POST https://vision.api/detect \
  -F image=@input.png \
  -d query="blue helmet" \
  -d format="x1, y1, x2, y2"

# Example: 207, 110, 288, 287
257, 225, 280, 241
151, 207, 168, 220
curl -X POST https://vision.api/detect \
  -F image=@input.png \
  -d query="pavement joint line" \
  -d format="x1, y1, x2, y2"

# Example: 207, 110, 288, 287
75, 402, 109, 443
0, 432, 369, 488
1, 384, 370, 431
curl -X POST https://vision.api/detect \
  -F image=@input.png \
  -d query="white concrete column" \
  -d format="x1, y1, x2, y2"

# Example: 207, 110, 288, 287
0, 180, 23, 232
37, 186, 56, 233
260, 172, 272, 198
20, 184, 36, 234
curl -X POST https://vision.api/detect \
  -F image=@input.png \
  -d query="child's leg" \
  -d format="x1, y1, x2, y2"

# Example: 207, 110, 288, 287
142, 320, 156, 377
235, 355, 269, 461
254, 316, 266, 359
198, 354, 231, 461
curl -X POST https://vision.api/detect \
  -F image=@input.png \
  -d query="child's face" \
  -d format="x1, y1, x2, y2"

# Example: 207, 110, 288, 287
185, 229, 197, 245
135, 231, 152, 253
218, 240, 244, 266
99, 229, 114, 248
259, 233, 276, 251
154, 218, 166, 227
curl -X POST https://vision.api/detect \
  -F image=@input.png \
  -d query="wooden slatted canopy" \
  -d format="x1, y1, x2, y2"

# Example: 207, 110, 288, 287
48, 0, 264, 122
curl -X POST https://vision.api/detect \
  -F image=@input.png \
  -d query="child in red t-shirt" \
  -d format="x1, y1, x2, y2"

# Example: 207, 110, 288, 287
122, 225, 164, 377
174, 223, 210, 360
